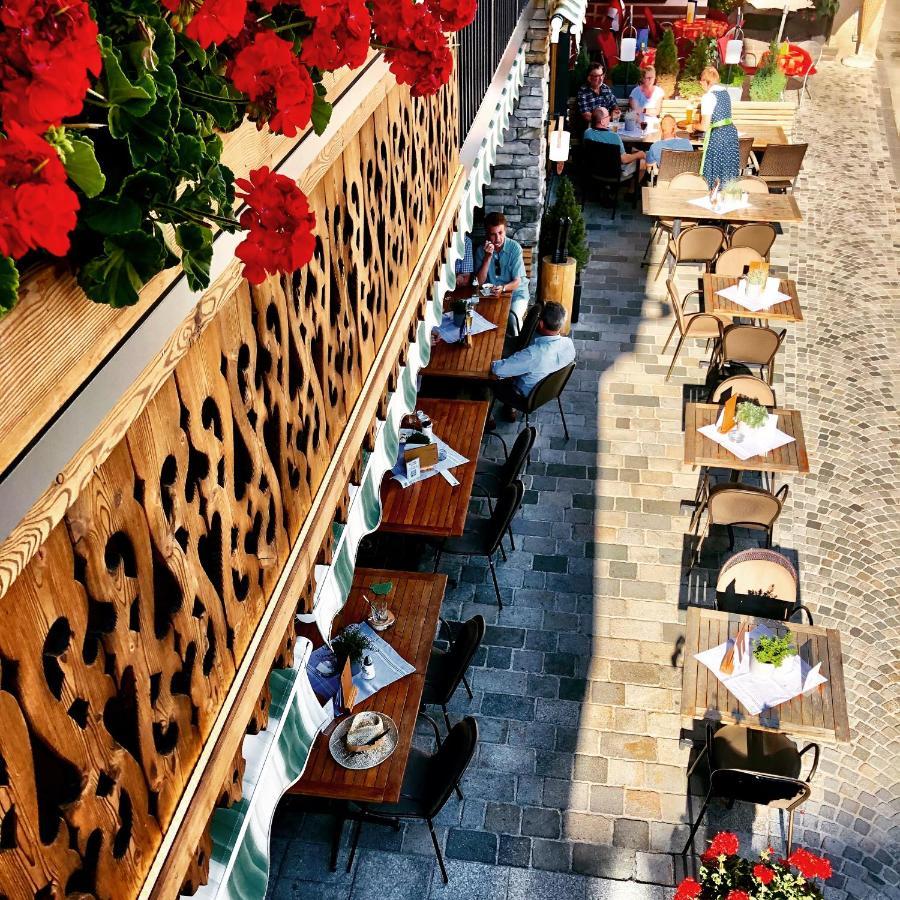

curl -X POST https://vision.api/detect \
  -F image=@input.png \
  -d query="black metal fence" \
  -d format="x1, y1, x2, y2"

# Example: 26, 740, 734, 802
457, 0, 530, 141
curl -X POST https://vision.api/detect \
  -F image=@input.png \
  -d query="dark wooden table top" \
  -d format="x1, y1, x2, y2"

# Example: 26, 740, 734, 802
289, 568, 447, 803
685, 403, 810, 475
624, 123, 787, 151
642, 188, 802, 224
681, 607, 851, 743
379, 397, 489, 538
424, 292, 511, 380
703, 274, 803, 324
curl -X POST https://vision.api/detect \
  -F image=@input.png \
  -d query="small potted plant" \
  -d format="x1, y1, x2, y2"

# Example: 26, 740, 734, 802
735, 398, 769, 435
750, 632, 797, 681
331, 626, 372, 676
451, 297, 470, 328
750, 40, 788, 101
654, 29, 678, 99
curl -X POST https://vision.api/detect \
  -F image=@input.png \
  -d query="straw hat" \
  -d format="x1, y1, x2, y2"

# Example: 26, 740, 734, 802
329, 711, 399, 770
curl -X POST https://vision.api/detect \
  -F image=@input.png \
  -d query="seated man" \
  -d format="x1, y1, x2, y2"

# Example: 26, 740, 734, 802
583, 106, 646, 178
474, 212, 529, 333
490, 301, 576, 421
646, 114, 694, 168
576, 63, 618, 124
455, 235, 474, 287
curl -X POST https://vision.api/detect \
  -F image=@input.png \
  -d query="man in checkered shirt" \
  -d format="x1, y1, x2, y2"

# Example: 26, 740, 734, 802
577, 62, 618, 123
455, 235, 473, 287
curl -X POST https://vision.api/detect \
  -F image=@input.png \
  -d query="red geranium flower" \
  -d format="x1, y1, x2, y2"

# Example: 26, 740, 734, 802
754, 864, 775, 885
701, 831, 740, 862
299, 0, 372, 71
0, 0, 101, 133
184, 0, 248, 48
425, 0, 477, 32
674, 877, 702, 900
0, 124, 79, 259
229, 30, 314, 136
371, 0, 453, 96
788, 848, 833, 880
235, 166, 316, 284
725, 892, 750, 900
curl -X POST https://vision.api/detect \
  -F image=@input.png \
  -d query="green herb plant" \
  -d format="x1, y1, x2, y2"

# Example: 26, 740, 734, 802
750, 40, 787, 101
736, 400, 769, 429
753, 633, 797, 668
683, 37, 717, 79
676, 78, 705, 100
332, 627, 372, 665
610, 61, 643, 86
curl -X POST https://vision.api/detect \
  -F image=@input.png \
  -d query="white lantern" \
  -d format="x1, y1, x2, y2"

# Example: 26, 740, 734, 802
725, 38, 743, 64
549, 129, 571, 163
620, 37, 637, 62
549, 15, 563, 44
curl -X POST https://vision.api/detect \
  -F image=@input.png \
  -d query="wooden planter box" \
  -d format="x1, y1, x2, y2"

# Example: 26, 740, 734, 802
658, 98, 797, 140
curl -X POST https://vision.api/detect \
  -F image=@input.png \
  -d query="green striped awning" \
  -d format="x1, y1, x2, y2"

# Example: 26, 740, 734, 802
553, 0, 589, 44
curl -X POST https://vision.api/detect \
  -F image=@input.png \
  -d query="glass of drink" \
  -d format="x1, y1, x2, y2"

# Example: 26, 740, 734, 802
685, 108, 693, 125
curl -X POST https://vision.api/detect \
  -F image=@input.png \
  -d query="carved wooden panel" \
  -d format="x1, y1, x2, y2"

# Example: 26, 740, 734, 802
0, 72, 457, 900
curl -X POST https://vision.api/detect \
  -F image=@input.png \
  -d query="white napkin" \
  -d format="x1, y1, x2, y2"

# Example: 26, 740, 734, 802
716, 277, 791, 312
695, 624, 828, 716
390, 431, 469, 488
698, 411, 795, 461
688, 194, 751, 214
435, 310, 497, 344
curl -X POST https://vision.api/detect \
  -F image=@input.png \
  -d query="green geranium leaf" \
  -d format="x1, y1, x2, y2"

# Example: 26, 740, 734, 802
101, 35, 156, 121
83, 197, 142, 235
118, 170, 172, 207
176, 223, 214, 292
311, 93, 332, 137
117, 92, 174, 166
370, 581, 393, 596
60, 135, 107, 198
0, 256, 20, 317
173, 134, 204, 176
78, 230, 168, 307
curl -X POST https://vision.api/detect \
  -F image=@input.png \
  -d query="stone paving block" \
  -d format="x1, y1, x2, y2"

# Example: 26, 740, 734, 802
572, 843, 635, 880
445, 828, 498, 864
349, 850, 433, 900
531, 838, 573, 872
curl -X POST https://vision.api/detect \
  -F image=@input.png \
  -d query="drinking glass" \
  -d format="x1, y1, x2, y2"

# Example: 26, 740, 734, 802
370, 596, 389, 625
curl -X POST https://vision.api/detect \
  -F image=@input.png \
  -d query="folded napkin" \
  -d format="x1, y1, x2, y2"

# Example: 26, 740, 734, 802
695, 623, 827, 715
699, 411, 795, 461
435, 310, 497, 344
688, 194, 751, 215
716, 277, 791, 312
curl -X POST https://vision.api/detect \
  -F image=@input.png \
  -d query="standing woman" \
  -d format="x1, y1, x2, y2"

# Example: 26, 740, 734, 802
629, 66, 664, 130
694, 66, 740, 187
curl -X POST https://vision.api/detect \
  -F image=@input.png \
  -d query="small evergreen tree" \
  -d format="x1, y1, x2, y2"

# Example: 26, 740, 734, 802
683, 36, 717, 79
654, 29, 678, 77
540, 176, 590, 272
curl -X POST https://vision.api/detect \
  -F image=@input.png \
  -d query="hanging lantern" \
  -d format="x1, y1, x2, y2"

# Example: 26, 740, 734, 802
724, 20, 744, 66
620, 5, 637, 63
549, 122, 571, 163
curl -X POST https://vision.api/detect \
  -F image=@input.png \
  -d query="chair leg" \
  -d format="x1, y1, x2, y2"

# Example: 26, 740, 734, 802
442, 704, 452, 733
661, 319, 678, 354
462, 673, 473, 699
681, 790, 712, 858
346, 817, 363, 872
654, 247, 670, 281
498, 541, 507, 562
557, 396, 570, 440
727, 525, 735, 550
433, 544, 443, 572
487, 553, 503, 609
330, 813, 345, 871
786, 809, 795, 855
665, 336, 685, 382
428, 818, 449, 884
507, 525, 516, 551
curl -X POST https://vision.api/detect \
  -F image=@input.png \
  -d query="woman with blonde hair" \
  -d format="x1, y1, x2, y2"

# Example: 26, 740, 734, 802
629, 65, 664, 128
693, 65, 740, 187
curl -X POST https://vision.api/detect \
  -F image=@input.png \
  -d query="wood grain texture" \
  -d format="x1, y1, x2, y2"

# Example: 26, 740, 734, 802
641, 188, 803, 223
290, 568, 447, 803
623, 123, 788, 150
703, 274, 803, 323
681, 607, 851, 743
379, 398, 489, 538
684, 402, 810, 474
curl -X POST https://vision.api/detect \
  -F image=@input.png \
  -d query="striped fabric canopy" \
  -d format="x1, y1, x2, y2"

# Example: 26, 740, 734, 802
552, 0, 589, 46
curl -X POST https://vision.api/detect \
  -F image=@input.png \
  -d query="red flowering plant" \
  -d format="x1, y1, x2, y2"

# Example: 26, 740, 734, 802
674, 833, 832, 899
0, 0, 474, 314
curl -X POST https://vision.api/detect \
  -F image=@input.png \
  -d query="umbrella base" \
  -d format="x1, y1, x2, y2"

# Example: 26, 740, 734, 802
841, 51, 876, 68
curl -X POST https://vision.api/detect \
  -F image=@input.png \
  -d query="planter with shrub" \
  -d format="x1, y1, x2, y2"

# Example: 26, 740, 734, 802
654, 30, 679, 98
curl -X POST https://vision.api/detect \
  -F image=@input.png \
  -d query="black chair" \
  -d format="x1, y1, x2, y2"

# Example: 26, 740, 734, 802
346, 717, 479, 884
502, 300, 543, 359
684, 723, 819, 858
491, 362, 576, 440
579, 138, 640, 219
474, 425, 536, 550
423, 615, 485, 732
433, 481, 525, 609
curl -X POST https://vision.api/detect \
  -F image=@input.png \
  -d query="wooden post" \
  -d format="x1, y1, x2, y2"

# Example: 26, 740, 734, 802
539, 255, 577, 335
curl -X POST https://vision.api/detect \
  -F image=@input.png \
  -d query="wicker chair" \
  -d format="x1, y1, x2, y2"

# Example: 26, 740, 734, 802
718, 323, 786, 385
656, 148, 702, 186
714, 247, 764, 277
716, 548, 813, 623
738, 136, 754, 174
670, 171, 709, 191
757, 143, 808, 192
728, 223, 777, 259
736, 174, 769, 194
708, 374, 776, 407
663, 278, 726, 381
655, 224, 726, 281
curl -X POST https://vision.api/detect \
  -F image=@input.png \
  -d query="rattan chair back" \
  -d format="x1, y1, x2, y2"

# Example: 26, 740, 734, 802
717, 548, 798, 602
757, 143, 808, 180
736, 175, 769, 194
676, 225, 726, 264
657, 148, 702, 186
708, 374, 776, 407
670, 171, 709, 191
707, 484, 784, 530
728, 223, 777, 257
715, 247, 764, 276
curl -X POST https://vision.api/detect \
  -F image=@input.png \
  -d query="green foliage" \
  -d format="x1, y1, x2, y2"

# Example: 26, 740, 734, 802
816, 0, 839, 17
683, 36, 717, 79
718, 65, 745, 89
736, 401, 769, 429
332, 627, 372, 665
654, 30, 679, 77
750, 54, 787, 101
539, 176, 590, 273
708, 0, 740, 11
0, 257, 20, 316
610, 61, 642, 85
676, 78, 704, 99
753, 633, 797, 668
571, 44, 591, 97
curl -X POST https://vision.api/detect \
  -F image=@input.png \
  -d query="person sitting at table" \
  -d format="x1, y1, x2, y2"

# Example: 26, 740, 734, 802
694, 66, 740, 187
646, 114, 693, 167
577, 63, 618, 123
489, 301, 576, 421
583, 107, 646, 179
628, 65, 664, 129
455, 235, 473, 287
474, 212, 528, 334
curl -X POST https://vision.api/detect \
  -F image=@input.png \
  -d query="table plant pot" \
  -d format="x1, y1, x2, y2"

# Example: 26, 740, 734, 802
750, 633, 797, 683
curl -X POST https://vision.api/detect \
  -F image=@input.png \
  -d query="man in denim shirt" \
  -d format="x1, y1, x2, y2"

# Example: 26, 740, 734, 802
474, 212, 528, 333
490, 301, 576, 421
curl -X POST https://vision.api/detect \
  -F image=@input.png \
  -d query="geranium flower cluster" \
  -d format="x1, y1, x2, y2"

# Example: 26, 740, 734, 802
675, 833, 832, 899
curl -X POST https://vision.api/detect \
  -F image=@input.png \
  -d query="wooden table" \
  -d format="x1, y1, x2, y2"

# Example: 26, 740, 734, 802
424, 292, 511, 380
623, 124, 787, 152
681, 607, 851, 743
642, 188, 802, 227
380, 397, 488, 538
290, 567, 447, 803
684, 403, 809, 475
703, 274, 803, 324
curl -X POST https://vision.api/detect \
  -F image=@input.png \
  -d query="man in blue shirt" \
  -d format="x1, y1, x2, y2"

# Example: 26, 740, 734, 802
576, 63, 618, 122
490, 301, 576, 421
583, 107, 646, 178
646, 114, 694, 168
474, 212, 529, 333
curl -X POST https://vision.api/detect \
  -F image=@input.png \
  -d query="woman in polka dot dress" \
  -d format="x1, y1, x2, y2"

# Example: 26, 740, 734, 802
696, 66, 740, 187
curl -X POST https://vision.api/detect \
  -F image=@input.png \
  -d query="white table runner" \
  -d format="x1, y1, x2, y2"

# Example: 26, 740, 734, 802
435, 309, 497, 344
390, 430, 468, 488
716, 277, 791, 312
688, 194, 751, 214
698, 411, 795, 461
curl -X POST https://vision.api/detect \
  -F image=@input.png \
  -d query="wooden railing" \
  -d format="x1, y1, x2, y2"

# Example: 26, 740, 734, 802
0, 66, 459, 900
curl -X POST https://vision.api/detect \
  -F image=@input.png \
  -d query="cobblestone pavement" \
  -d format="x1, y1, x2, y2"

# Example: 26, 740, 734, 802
269, 60, 899, 900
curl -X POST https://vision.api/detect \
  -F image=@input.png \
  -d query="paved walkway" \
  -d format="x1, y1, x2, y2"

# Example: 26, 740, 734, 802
269, 60, 899, 900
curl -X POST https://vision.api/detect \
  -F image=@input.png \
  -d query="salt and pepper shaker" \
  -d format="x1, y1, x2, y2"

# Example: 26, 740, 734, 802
361, 655, 375, 680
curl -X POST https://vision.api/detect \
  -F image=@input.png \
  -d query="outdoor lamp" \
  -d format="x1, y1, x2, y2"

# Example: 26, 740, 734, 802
725, 13, 744, 65
620, 6, 637, 62
549, 116, 570, 174
549, 14, 563, 43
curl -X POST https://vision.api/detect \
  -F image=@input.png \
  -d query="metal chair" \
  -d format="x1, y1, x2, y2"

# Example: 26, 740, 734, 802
656, 148, 703, 187
492, 362, 576, 440
716, 548, 813, 623
683, 722, 819, 858
728, 223, 777, 259
663, 278, 726, 382
580, 138, 640, 220
708, 374, 776, 407
718, 323, 786, 385
669, 171, 709, 192
738, 136, 754, 174
655, 224, 726, 282
756, 143, 808, 192
423, 616, 485, 732
433, 481, 525, 609
516, 301, 544, 352
736, 174, 769, 194
347, 717, 479, 884
714, 246, 764, 277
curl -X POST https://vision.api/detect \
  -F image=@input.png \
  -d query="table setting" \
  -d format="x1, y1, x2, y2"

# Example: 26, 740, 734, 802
434, 308, 496, 344
716, 276, 792, 313
698, 400, 795, 462
391, 420, 468, 489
